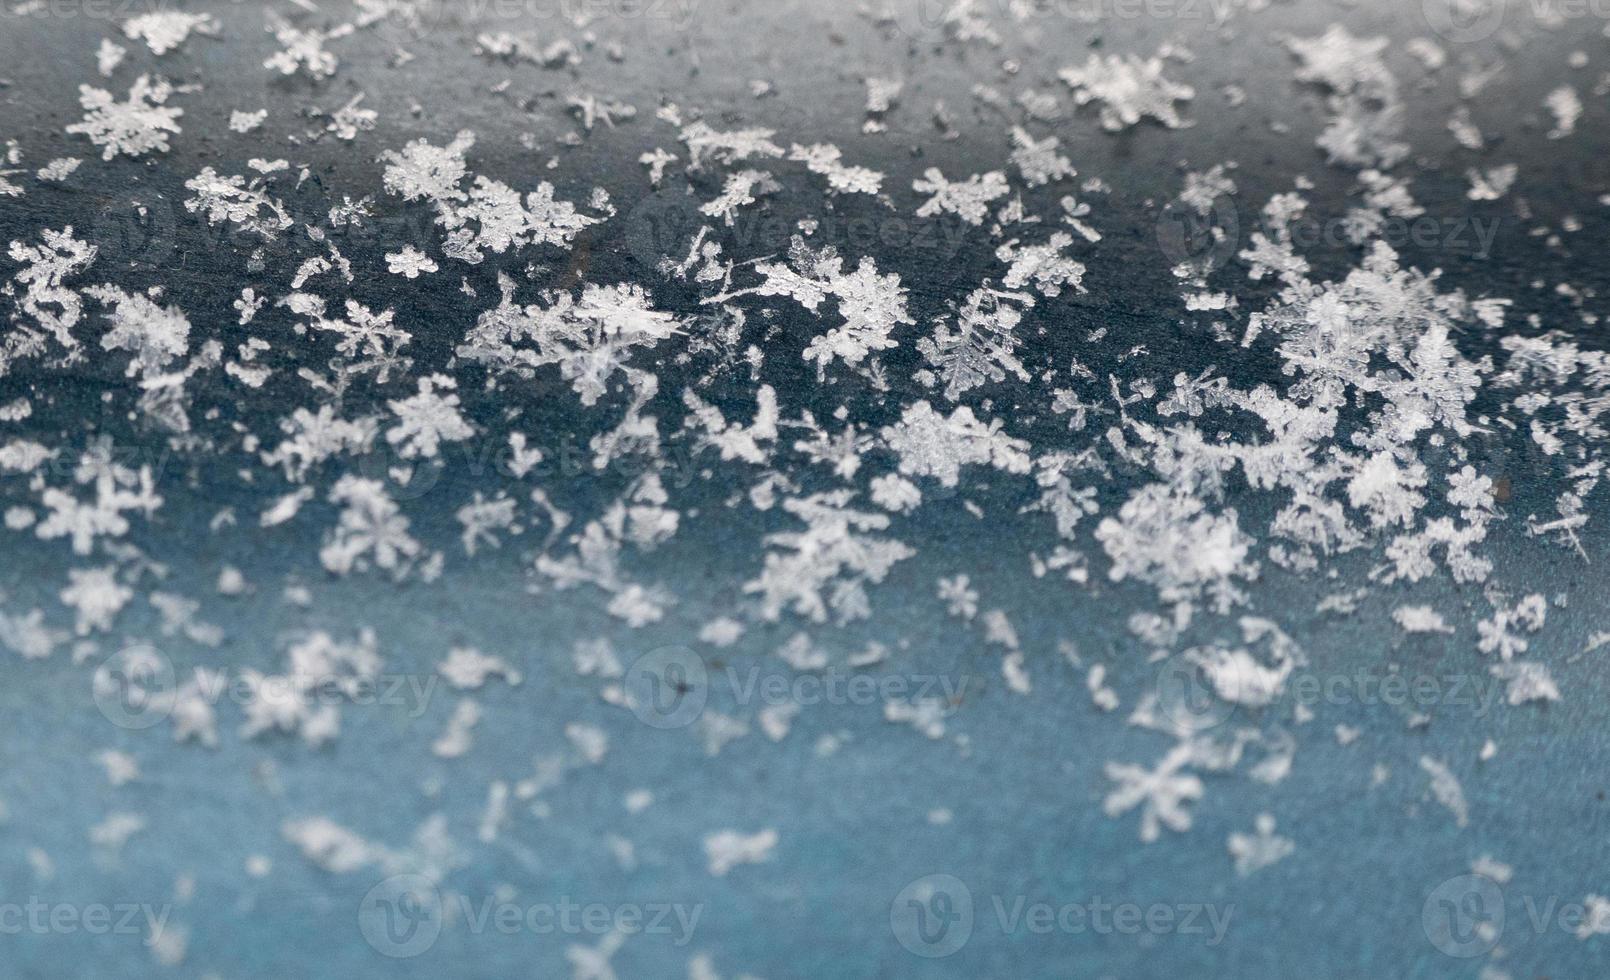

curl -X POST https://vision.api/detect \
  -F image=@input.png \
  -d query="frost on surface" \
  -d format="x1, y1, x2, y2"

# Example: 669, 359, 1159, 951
0, 7, 1606, 974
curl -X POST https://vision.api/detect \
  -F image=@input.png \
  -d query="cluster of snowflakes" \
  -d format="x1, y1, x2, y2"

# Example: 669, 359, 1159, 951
4, 2, 1610, 973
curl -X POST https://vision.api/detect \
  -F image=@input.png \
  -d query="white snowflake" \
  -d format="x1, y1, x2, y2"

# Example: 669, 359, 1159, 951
384, 246, 438, 279
912, 167, 1009, 225
1058, 53, 1193, 131
881, 400, 1031, 488
66, 75, 183, 160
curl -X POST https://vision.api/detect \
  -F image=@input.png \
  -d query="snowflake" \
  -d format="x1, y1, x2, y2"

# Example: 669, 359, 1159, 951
385, 246, 437, 278
912, 167, 1009, 225
1283, 27, 1405, 167
35, 445, 162, 555
1007, 127, 1076, 187
683, 384, 778, 464
881, 400, 1031, 487
917, 287, 1031, 400
998, 233, 1085, 298
84, 286, 190, 377
1058, 54, 1193, 131
122, 11, 218, 55
441, 178, 602, 263
677, 122, 784, 170
6, 226, 97, 356
1545, 85, 1582, 139
456, 493, 519, 556
386, 374, 473, 460
284, 295, 412, 382
60, 566, 133, 634
1095, 483, 1256, 609
1021, 453, 1101, 539
714, 238, 911, 374
701, 170, 779, 226
936, 574, 978, 619
789, 144, 883, 194
0, 608, 66, 660
264, 17, 351, 80
325, 94, 378, 141
743, 491, 914, 624
183, 168, 293, 240
1103, 743, 1204, 842
869, 473, 922, 513
320, 476, 423, 577
380, 131, 475, 209
704, 829, 777, 876
1228, 813, 1295, 875
457, 274, 680, 406
66, 75, 183, 160
0, 140, 21, 197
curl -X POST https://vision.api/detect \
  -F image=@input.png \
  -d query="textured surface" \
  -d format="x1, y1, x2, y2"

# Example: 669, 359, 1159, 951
1, 1, 1609, 978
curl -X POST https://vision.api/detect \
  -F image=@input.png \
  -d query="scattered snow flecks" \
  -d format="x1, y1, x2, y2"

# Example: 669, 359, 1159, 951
1, 6, 1605, 976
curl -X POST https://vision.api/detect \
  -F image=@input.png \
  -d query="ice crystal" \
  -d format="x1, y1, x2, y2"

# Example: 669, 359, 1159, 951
1103, 743, 1204, 842
386, 374, 473, 460
881, 401, 1031, 488
1058, 54, 1193, 131
66, 75, 183, 160
122, 12, 218, 55
458, 274, 679, 406
183, 168, 293, 240
743, 491, 914, 624
912, 167, 1009, 225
